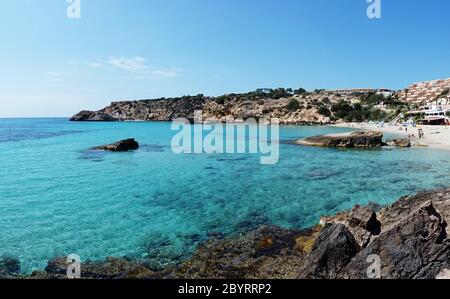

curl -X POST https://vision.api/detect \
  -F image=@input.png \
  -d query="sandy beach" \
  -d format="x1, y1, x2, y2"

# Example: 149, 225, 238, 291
334, 123, 450, 150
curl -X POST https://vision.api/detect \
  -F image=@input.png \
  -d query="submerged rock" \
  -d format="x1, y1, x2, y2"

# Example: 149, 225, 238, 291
171, 226, 315, 279
0, 258, 20, 279
33, 257, 157, 279
296, 131, 385, 148
93, 139, 139, 152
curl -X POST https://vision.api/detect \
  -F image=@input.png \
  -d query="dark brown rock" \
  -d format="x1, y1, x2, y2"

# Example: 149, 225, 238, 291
377, 189, 450, 236
321, 205, 381, 247
347, 205, 381, 235
93, 139, 139, 152
340, 202, 449, 279
299, 224, 360, 279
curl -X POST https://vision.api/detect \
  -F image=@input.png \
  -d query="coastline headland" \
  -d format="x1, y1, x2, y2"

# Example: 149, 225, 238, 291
70, 78, 450, 127
70, 91, 359, 125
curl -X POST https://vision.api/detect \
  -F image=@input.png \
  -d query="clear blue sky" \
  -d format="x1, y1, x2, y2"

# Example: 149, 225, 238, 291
0, 0, 449, 117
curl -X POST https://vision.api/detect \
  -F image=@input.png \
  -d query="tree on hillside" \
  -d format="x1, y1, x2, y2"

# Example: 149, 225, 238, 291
294, 88, 307, 95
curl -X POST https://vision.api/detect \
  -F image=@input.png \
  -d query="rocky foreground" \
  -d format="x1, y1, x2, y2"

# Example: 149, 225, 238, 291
1, 189, 449, 279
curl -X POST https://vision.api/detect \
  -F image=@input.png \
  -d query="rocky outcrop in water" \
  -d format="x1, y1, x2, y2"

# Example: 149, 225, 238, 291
93, 139, 139, 152
296, 131, 385, 148
2, 189, 449, 279
0, 258, 20, 279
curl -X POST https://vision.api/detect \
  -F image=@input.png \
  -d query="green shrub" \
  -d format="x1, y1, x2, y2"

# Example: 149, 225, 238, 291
318, 106, 331, 117
331, 100, 353, 119
285, 99, 301, 111
358, 92, 385, 105
330, 100, 387, 122
294, 88, 307, 95
271, 88, 289, 99
321, 97, 331, 105
215, 96, 226, 105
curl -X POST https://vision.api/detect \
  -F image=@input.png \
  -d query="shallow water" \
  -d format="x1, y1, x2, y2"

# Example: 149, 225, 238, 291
1, 118, 449, 273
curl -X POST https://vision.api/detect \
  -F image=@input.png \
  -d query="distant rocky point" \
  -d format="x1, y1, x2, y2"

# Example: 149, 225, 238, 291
70, 110, 118, 122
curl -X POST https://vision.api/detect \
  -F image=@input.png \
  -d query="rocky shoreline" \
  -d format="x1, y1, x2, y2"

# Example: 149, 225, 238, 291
2, 189, 449, 279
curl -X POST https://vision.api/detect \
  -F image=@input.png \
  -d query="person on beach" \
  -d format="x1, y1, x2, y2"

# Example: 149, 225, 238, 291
418, 128, 424, 139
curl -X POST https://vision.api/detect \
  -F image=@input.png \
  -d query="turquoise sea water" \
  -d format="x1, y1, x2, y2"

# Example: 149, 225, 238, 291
1, 118, 450, 273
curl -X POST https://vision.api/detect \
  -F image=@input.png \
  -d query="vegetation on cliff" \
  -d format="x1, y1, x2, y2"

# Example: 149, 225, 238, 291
71, 88, 405, 125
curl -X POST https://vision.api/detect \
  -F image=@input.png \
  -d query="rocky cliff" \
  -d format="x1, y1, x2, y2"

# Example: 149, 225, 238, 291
3, 189, 449, 279
70, 90, 390, 125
